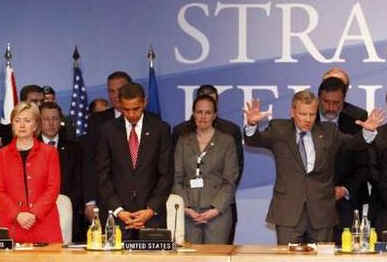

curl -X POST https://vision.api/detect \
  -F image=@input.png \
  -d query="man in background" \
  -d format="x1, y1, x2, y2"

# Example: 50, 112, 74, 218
20, 84, 44, 106
40, 102, 85, 242
42, 85, 56, 103
319, 68, 370, 244
84, 71, 132, 221
41, 85, 76, 141
89, 98, 109, 113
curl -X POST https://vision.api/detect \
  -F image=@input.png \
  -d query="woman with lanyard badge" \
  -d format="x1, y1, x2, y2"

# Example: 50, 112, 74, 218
173, 94, 239, 244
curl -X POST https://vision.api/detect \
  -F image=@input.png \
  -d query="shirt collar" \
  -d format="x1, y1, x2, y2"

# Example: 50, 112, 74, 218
319, 111, 339, 125
124, 113, 144, 131
114, 108, 121, 118
42, 134, 59, 145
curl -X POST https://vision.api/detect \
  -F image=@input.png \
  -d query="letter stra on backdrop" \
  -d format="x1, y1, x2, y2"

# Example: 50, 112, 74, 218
175, 3, 210, 64
214, 2, 271, 63
331, 3, 385, 63
275, 3, 330, 63
358, 85, 383, 113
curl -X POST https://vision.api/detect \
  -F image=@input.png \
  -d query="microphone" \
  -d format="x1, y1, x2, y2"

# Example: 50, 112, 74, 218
173, 204, 179, 244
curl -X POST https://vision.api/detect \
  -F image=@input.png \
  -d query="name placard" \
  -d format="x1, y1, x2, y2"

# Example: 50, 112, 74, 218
0, 239, 13, 250
123, 240, 175, 251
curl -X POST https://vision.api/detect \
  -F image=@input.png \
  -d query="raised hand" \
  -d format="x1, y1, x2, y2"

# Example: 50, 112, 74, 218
244, 99, 271, 126
355, 108, 384, 131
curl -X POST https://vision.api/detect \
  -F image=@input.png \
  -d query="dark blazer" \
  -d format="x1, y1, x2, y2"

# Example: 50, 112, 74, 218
0, 124, 12, 148
330, 102, 369, 204
96, 112, 173, 228
317, 102, 369, 230
367, 124, 387, 237
57, 137, 82, 207
38, 135, 82, 207
39, 135, 84, 241
173, 117, 244, 180
83, 108, 115, 203
244, 119, 369, 228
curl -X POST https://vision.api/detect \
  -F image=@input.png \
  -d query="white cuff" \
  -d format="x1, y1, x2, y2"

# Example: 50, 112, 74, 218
113, 207, 124, 217
245, 124, 257, 137
362, 129, 377, 143
86, 201, 96, 206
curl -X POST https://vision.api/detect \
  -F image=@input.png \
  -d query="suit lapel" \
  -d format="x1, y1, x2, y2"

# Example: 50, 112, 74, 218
135, 113, 151, 170
57, 136, 65, 152
311, 124, 326, 172
187, 132, 200, 157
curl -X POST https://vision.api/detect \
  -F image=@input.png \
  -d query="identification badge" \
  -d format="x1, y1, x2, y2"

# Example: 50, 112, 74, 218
190, 178, 204, 188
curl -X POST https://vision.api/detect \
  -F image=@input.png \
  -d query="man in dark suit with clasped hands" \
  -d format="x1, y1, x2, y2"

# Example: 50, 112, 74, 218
243, 90, 383, 244
96, 82, 173, 239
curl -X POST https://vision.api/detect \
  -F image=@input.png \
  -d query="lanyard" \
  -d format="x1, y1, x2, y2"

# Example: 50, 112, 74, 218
195, 151, 207, 178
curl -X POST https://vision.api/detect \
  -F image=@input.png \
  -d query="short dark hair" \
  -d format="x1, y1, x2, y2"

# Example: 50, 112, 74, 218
42, 85, 56, 96
318, 77, 347, 97
89, 98, 109, 113
107, 71, 132, 83
118, 82, 145, 101
39, 102, 64, 119
20, 85, 43, 101
193, 94, 218, 113
196, 85, 218, 100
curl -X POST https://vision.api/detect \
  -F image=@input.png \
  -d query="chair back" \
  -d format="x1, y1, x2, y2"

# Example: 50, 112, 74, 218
56, 194, 73, 244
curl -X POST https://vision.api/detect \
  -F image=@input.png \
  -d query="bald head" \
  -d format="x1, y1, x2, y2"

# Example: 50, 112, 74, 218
322, 67, 349, 86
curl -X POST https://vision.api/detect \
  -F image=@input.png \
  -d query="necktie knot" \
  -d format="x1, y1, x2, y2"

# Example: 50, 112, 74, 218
48, 141, 56, 146
299, 131, 306, 139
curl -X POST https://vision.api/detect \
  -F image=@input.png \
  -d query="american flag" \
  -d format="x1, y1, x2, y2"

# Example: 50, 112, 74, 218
69, 46, 88, 136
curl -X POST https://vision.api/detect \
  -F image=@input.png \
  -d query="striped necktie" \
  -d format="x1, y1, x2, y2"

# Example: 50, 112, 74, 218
128, 124, 139, 168
298, 132, 307, 172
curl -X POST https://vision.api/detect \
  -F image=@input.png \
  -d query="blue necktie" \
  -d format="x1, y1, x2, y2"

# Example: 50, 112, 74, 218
298, 132, 307, 172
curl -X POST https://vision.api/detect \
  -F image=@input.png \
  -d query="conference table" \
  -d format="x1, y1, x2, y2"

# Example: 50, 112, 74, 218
0, 244, 386, 262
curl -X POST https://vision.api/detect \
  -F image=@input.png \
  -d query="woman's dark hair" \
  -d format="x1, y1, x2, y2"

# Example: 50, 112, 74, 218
192, 94, 217, 113
182, 95, 217, 136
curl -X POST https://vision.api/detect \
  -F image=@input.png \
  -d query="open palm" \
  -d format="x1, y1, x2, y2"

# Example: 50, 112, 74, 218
355, 108, 384, 131
244, 99, 271, 125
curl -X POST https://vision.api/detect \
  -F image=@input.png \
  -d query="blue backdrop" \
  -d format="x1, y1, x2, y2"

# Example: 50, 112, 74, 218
1, 0, 387, 243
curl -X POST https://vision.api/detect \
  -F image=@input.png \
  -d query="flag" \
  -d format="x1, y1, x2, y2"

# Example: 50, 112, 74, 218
69, 46, 88, 136
1, 45, 18, 125
146, 51, 161, 116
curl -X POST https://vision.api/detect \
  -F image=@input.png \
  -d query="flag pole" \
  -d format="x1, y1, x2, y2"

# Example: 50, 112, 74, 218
2, 43, 18, 125
147, 45, 155, 69
4, 43, 12, 66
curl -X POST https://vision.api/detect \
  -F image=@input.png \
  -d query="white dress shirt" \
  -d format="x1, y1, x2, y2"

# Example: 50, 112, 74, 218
42, 134, 59, 148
